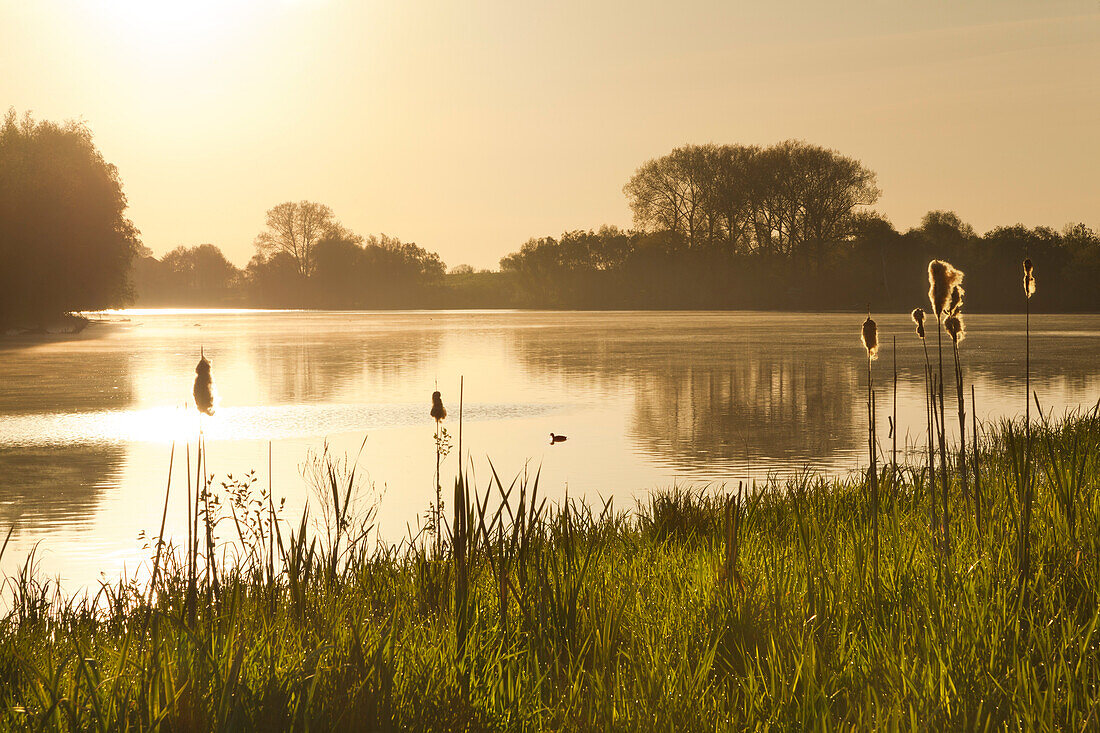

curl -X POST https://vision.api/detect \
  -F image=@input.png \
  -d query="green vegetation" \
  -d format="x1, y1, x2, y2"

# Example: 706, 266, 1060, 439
1, 405, 1099, 730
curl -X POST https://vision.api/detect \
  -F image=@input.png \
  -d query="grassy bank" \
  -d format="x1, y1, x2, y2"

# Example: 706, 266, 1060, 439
1, 408, 1099, 730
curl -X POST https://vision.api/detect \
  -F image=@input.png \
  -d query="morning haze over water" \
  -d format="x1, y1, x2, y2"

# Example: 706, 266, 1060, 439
2, 309, 1098, 589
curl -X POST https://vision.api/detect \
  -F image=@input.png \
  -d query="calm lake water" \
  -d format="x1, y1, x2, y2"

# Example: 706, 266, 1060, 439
2, 309, 1099, 590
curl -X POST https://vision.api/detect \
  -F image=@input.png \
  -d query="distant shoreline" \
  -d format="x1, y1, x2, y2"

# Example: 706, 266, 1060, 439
0, 312, 89, 336
94, 305, 1100, 316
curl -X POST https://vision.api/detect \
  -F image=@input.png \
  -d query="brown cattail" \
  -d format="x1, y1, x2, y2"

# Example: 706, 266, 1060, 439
946, 284, 965, 317
928, 260, 965, 318
911, 307, 926, 339
193, 349, 215, 416
1023, 258, 1036, 299
861, 316, 879, 360
430, 390, 447, 422
945, 314, 966, 344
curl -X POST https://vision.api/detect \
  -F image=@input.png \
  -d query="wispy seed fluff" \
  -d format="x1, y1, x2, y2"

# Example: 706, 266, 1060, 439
946, 284, 965, 317
945, 314, 966, 344
928, 260, 965, 318
193, 350, 216, 416
861, 316, 879, 360
1023, 258, 1036, 299
430, 391, 447, 422
911, 308, 926, 339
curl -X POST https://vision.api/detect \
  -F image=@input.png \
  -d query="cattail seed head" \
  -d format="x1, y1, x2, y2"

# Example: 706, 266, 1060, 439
945, 314, 966, 344
946, 284, 965, 317
193, 351, 216, 416
430, 390, 447, 422
928, 260, 964, 318
1023, 258, 1036, 299
861, 316, 879, 360
911, 308, 926, 339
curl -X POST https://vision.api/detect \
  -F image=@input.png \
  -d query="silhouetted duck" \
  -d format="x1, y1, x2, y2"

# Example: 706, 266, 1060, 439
550, 432, 567, 444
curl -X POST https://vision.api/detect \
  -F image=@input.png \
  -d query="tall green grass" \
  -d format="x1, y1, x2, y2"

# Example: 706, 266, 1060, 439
2, 406, 1100, 730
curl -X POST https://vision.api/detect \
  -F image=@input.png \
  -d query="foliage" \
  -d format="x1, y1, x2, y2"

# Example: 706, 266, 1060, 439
499, 216, 1100, 311
0, 110, 140, 324
623, 140, 880, 262
133, 244, 244, 306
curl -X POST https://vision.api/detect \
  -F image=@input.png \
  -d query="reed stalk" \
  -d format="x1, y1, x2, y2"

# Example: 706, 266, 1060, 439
951, 335, 969, 513
929, 260, 963, 557
924, 341, 936, 538
972, 384, 982, 543
913, 308, 937, 542
431, 390, 448, 557
1019, 258, 1036, 589
892, 335, 898, 478
453, 376, 470, 692
861, 315, 880, 604
936, 322, 950, 556
946, 311, 969, 509
435, 422, 442, 555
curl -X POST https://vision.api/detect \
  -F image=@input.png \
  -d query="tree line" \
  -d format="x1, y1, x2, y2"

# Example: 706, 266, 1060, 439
497, 214, 1100, 312
3, 111, 1097, 322
134, 201, 446, 309
499, 143, 1100, 312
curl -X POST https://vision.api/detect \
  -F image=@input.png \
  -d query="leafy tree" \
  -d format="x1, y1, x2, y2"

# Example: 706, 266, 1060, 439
623, 141, 879, 264
160, 244, 242, 303
246, 251, 308, 307
0, 110, 140, 323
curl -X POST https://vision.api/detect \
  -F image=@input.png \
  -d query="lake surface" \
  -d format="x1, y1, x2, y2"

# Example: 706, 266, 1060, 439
2, 310, 1099, 590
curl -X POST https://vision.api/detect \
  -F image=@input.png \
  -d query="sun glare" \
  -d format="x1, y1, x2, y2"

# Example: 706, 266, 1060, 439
94, 0, 262, 50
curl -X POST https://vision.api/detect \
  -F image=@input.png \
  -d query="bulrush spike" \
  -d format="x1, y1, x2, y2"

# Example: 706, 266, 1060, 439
861, 316, 879, 360
1023, 258, 1036, 298
945, 313, 966, 344
946, 284, 965, 317
431, 390, 447, 422
193, 351, 215, 416
928, 260, 965, 319
911, 308, 926, 339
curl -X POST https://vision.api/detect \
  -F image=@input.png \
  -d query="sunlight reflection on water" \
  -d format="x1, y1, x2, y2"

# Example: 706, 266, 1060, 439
2, 402, 562, 446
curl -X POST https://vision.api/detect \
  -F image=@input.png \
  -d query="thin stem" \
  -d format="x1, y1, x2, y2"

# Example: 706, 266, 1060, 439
435, 421, 442, 558
936, 319, 950, 557
972, 384, 982, 546
892, 335, 898, 478
952, 340, 969, 507
868, 353, 879, 606
922, 338, 937, 542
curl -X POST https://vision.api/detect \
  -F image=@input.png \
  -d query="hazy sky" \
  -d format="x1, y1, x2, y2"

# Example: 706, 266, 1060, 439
3, 1, 1098, 269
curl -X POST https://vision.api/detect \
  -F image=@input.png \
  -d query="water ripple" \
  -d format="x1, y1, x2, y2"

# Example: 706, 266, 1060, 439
1, 402, 563, 447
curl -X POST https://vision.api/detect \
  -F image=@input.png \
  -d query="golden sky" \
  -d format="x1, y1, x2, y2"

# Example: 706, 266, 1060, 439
2, 1, 1098, 269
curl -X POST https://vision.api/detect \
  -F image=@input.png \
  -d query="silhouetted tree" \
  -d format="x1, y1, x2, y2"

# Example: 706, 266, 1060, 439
624, 140, 879, 265
254, 201, 345, 278
162, 244, 242, 303
130, 243, 242, 306
0, 110, 140, 324
246, 251, 308, 306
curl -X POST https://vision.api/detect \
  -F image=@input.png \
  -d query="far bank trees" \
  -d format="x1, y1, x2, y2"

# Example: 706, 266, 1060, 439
623, 141, 880, 265
254, 201, 343, 278
247, 202, 446, 308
